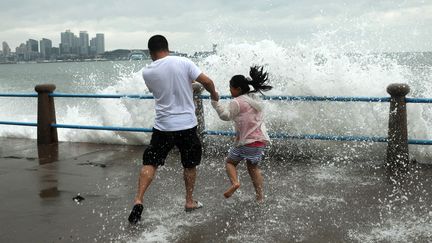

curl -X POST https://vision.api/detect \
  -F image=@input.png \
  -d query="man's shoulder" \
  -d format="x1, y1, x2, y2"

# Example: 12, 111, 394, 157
166, 55, 193, 63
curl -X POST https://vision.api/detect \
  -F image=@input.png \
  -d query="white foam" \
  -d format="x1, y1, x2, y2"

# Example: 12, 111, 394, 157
348, 218, 432, 243
1, 32, 432, 161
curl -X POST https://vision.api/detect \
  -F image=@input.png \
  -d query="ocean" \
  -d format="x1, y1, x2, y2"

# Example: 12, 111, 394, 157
1, 40, 432, 161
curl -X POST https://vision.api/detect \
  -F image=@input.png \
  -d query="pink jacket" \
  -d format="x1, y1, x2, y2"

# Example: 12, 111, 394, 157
211, 93, 270, 147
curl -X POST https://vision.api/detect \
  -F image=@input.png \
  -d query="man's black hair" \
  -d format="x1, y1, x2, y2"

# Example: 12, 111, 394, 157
148, 35, 169, 53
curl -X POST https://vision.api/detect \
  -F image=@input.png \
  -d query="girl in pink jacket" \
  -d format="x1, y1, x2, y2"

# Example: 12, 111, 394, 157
211, 66, 272, 202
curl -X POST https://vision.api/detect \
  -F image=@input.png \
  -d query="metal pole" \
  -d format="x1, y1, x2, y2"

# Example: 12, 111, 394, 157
35, 84, 58, 145
192, 82, 205, 143
386, 83, 410, 176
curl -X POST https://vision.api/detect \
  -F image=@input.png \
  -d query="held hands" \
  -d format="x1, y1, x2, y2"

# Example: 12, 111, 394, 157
210, 91, 219, 102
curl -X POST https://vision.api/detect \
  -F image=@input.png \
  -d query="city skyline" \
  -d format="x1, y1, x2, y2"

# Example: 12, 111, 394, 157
0, 1, 431, 54
1, 30, 105, 61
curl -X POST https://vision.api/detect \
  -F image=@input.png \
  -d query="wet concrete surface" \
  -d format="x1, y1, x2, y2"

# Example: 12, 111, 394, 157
0, 138, 431, 242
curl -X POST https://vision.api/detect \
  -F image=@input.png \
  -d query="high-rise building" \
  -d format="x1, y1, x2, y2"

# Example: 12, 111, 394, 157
51, 47, 60, 57
72, 36, 80, 55
60, 29, 75, 54
60, 30, 105, 57
15, 43, 27, 61
2, 41, 11, 57
26, 39, 38, 52
95, 33, 105, 54
79, 31, 89, 56
40, 38, 52, 59
26, 39, 39, 60
90, 37, 97, 55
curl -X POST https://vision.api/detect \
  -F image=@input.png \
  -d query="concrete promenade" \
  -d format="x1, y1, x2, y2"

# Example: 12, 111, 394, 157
0, 137, 431, 242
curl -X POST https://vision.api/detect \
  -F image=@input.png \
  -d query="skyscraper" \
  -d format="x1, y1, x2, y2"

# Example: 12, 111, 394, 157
90, 37, 97, 55
60, 29, 74, 54
26, 39, 38, 52
95, 33, 105, 54
40, 38, 52, 59
15, 43, 27, 61
79, 31, 89, 56
26, 39, 39, 60
2, 41, 11, 57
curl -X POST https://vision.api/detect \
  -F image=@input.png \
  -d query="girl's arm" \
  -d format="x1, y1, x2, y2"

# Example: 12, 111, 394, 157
211, 100, 240, 121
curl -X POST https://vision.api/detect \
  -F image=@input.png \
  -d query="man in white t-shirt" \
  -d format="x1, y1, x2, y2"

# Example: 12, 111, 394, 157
128, 35, 219, 224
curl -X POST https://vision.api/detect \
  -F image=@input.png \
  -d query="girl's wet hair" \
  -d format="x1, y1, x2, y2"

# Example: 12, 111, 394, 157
230, 66, 273, 94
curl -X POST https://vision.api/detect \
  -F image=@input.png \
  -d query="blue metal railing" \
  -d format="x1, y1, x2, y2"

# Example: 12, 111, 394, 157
52, 123, 153, 132
0, 93, 37, 97
50, 93, 154, 99
202, 94, 392, 102
2, 92, 432, 145
0, 121, 37, 127
205, 130, 432, 145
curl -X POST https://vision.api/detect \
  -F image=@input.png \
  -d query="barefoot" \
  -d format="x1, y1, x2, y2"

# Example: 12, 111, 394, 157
224, 183, 240, 198
256, 194, 264, 204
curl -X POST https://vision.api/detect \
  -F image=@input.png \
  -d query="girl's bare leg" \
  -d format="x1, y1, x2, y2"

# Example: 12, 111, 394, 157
246, 161, 264, 202
224, 159, 240, 198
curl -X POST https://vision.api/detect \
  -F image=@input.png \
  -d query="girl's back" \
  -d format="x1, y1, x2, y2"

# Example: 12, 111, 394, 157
232, 94, 269, 146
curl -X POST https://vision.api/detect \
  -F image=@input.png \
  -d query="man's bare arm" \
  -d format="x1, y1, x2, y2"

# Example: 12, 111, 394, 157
195, 73, 219, 101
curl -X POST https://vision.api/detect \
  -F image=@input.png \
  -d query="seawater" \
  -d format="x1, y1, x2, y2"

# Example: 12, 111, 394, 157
1, 40, 432, 161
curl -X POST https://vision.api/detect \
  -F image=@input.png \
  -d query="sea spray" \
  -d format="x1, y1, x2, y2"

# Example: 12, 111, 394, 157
0, 38, 431, 163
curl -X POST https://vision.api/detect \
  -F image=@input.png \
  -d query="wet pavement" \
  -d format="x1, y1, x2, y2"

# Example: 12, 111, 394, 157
0, 137, 431, 242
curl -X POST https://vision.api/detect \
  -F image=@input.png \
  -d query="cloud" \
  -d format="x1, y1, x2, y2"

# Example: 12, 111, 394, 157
0, 0, 431, 52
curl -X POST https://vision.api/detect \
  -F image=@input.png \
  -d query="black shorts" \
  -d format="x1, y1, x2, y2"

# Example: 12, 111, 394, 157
143, 126, 202, 168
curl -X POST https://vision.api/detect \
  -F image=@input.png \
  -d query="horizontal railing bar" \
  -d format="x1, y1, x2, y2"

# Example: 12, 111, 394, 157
50, 93, 154, 99
52, 123, 153, 132
1, 121, 430, 145
407, 139, 432, 145
0, 93, 37, 97
0, 92, 432, 104
0, 121, 37, 126
204, 130, 388, 142
406, 97, 432, 103
269, 133, 389, 142
204, 130, 432, 145
264, 96, 391, 102
200, 95, 391, 102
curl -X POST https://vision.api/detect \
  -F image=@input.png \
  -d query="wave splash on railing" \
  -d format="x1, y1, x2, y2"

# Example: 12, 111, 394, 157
0, 40, 431, 160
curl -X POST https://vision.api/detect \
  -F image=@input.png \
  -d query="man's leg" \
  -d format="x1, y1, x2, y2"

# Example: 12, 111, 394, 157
128, 164, 157, 224
134, 165, 157, 205
184, 167, 198, 209
129, 128, 171, 224
177, 127, 202, 210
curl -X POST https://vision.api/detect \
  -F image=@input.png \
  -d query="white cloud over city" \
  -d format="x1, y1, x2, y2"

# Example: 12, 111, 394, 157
1, 0, 431, 53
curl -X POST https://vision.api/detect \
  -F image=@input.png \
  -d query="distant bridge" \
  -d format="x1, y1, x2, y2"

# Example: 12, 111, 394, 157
128, 50, 149, 60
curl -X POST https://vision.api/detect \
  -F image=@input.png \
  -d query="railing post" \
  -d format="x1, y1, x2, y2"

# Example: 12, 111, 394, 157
386, 83, 410, 175
192, 82, 205, 143
35, 84, 58, 145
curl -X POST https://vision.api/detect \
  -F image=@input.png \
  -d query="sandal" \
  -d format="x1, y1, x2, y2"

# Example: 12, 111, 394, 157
128, 204, 143, 224
185, 201, 203, 212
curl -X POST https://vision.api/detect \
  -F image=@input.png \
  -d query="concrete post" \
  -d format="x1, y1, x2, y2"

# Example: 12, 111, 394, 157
386, 83, 410, 175
192, 82, 205, 142
35, 84, 58, 145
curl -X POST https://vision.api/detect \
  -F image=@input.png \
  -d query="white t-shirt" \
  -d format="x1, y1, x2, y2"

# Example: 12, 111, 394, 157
142, 56, 202, 131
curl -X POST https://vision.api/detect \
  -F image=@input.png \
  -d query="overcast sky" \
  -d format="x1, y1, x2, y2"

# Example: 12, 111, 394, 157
1, 0, 431, 53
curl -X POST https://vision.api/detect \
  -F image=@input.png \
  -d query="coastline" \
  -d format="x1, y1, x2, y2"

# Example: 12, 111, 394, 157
0, 58, 113, 65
